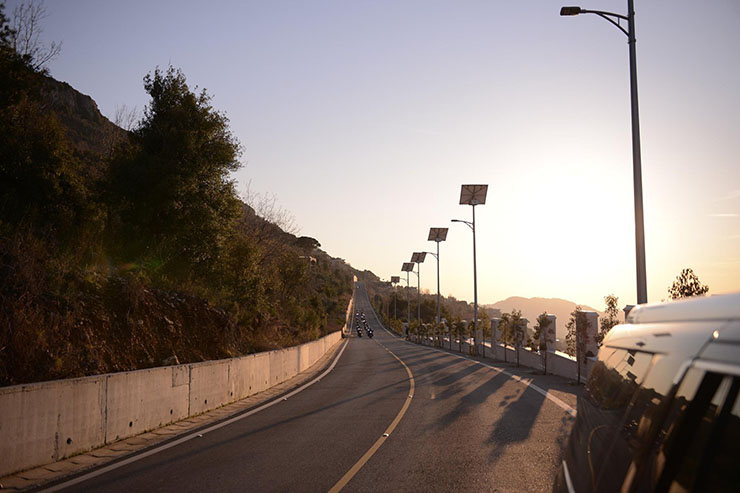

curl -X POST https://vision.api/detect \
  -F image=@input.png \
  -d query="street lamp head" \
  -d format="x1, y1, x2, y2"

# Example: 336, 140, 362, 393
560, 6, 582, 16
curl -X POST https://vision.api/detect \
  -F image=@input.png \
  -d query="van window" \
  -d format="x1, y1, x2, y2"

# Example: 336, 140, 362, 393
646, 370, 740, 492
566, 347, 655, 492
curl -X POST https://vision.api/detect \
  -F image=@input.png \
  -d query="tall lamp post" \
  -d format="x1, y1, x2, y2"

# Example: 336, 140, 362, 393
452, 184, 488, 356
401, 263, 414, 337
560, 2, 647, 305
411, 252, 427, 330
391, 276, 400, 321
427, 228, 449, 325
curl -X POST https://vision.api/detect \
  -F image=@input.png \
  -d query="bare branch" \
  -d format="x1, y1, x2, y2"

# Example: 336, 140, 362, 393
114, 104, 139, 131
242, 183, 300, 236
10, 1, 62, 71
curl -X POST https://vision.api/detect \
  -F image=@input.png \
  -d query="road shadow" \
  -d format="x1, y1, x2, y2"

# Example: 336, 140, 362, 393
427, 361, 487, 401
435, 371, 509, 428
410, 340, 584, 409
485, 382, 547, 465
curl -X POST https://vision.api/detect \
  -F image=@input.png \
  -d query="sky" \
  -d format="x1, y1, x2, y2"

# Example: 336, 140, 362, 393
10, 0, 739, 310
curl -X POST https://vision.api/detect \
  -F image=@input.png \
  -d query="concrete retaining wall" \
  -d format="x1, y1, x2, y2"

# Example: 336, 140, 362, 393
0, 330, 342, 477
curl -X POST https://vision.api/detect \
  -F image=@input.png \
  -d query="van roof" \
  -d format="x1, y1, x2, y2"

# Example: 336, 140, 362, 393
627, 292, 740, 325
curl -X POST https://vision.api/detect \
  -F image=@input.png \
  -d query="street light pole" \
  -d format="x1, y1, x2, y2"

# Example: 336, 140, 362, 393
401, 263, 415, 338
454, 184, 487, 356
472, 204, 478, 354
427, 228, 448, 326
391, 276, 400, 321
436, 241, 440, 323
406, 271, 410, 334
627, 0, 647, 306
409, 268, 419, 342
417, 264, 421, 324
411, 252, 427, 331
560, 1, 647, 304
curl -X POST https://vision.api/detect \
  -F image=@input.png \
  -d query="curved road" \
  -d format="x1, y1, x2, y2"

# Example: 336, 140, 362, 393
47, 283, 577, 492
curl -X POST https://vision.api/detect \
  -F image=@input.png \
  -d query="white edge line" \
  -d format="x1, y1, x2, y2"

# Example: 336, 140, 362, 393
378, 323, 577, 417
562, 459, 576, 493
41, 338, 351, 492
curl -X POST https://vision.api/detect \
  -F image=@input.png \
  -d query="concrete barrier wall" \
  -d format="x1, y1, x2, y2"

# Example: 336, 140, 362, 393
0, 376, 106, 478
432, 336, 593, 383
105, 366, 189, 443
0, 330, 343, 477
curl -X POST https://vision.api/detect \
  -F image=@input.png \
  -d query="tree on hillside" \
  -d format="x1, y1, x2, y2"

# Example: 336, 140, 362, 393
109, 66, 242, 275
668, 268, 709, 300
295, 236, 320, 251
565, 306, 590, 384
533, 312, 553, 374
597, 294, 620, 346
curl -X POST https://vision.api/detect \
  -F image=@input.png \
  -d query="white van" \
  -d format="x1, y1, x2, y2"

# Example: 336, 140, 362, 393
555, 293, 740, 492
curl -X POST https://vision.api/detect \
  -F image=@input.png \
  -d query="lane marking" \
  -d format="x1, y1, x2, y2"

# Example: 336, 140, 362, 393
41, 338, 351, 493
378, 324, 577, 417
328, 340, 415, 493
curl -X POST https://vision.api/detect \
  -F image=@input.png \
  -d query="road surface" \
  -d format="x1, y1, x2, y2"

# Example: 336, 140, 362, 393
45, 283, 578, 492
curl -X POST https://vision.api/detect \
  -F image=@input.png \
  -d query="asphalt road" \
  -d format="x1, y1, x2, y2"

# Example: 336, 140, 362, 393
48, 283, 578, 492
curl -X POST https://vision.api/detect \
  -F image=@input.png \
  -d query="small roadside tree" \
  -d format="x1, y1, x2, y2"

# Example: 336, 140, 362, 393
533, 312, 553, 374
465, 319, 477, 355
408, 320, 419, 342
453, 317, 465, 352
479, 310, 491, 358
597, 294, 620, 346
497, 312, 511, 362
510, 309, 525, 367
390, 318, 403, 336
668, 268, 709, 300
565, 306, 590, 384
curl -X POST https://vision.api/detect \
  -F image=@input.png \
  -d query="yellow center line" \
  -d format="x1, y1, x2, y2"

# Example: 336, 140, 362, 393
328, 341, 415, 493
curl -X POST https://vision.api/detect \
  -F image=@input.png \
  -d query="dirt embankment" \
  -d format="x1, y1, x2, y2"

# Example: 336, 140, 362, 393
0, 271, 272, 387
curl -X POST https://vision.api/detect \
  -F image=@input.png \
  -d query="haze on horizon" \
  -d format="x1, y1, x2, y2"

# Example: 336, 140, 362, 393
16, 0, 740, 310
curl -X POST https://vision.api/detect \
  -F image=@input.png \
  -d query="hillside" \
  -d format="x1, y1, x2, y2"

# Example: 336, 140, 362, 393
0, 43, 359, 385
486, 296, 607, 341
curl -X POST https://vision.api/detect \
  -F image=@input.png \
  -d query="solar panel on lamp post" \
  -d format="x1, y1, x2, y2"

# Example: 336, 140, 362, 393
452, 184, 488, 356
401, 262, 414, 338
560, 2, 647, 305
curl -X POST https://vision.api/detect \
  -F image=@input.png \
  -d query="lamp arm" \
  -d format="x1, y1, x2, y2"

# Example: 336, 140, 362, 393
581, 9, 629, 37
451, 219, 474, 231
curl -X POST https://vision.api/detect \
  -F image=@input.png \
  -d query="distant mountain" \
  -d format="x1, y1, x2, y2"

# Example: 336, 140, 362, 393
484, 296, 606, 341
